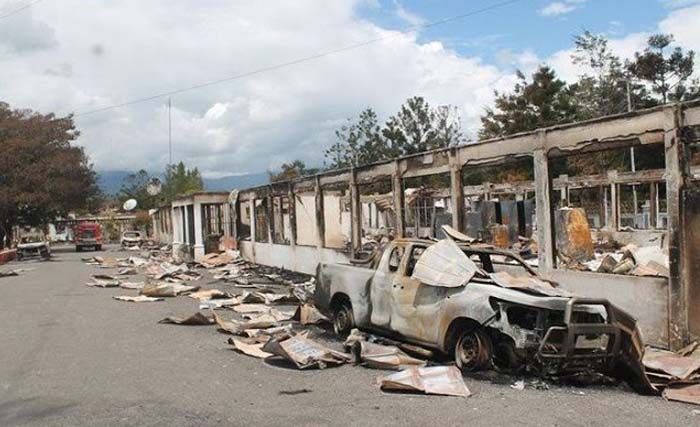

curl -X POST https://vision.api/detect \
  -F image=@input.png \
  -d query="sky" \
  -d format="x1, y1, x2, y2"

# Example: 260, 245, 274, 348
1, 0, 699, 178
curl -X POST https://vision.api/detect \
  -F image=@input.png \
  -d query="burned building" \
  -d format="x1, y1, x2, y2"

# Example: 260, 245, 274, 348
172, 101, 700, 351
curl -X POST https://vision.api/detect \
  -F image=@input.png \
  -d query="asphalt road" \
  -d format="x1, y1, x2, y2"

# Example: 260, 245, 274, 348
0, 245, 697, 426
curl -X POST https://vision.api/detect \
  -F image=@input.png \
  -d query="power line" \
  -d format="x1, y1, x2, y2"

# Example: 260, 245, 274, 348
0, 0, 42, 20
73, 0, 524, 117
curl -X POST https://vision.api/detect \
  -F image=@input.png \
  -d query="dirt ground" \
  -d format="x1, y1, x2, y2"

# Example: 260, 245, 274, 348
0, 244, 697, 426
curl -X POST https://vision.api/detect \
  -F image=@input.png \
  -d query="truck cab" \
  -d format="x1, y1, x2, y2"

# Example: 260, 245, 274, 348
75, 222, 103, 252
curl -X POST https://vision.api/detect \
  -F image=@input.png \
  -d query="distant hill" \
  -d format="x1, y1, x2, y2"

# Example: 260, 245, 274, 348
97, 170, 269, 195
98, 171, 131, 195
202, 172, 269, 191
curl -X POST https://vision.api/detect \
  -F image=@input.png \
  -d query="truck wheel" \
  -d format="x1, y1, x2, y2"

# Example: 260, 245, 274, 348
454, 328, 493, 372
332, 302, 355, 337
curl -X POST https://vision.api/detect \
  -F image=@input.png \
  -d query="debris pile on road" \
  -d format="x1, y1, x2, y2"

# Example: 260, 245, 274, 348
644, 342, 700, 405
112, 295, 164, 303
261, 331, 352, 369
159, 312, 215, 325
0, 268, 30, 278
378, 366, 471, 398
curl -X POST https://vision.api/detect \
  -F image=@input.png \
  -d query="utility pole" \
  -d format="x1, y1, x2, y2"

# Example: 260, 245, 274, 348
168, 98, 173, 202
627, 79, 639, 227
168, 97, 173, 168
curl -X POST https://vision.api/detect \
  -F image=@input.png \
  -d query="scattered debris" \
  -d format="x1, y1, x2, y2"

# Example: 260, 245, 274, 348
119, 281, 144, 290
112, 295, 164, 303
227, 337, 273, 359
117, 267, 137, 276
199, 252, 234, 268
664, 384, 700, 406
278, 388, 312, 395
410, 238, 481, 287
294, 303, 329, 325
187, 289, 230, 302
86, 274, 121, 287
347, 339, 426, 370
0, 269, 25, 278
158, 312, 215, 325
510, 380, 525, 391
378, 366, 471, 398
140, 281, 199, 297
262, 332, 351, 369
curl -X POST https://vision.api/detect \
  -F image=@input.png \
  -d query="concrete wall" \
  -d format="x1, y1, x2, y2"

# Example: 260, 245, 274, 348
549, 269, 669, 347
239, 241, 350, 275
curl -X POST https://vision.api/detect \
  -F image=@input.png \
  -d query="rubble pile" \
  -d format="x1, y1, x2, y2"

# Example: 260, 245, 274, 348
81, 246, 466, 398
644, 343, 700, 405
82, 245, 693, 404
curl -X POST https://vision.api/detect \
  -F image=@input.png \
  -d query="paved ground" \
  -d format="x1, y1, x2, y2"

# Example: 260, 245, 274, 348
0, 245, 697, 426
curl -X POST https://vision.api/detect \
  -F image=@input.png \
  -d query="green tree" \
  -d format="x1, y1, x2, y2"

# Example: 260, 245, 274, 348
383, 96, 462, 155
268, 160, 319, 182
163, 161, 204, 201
570, 30, 656, 119
119, 170, 158, 210
325, 108, 387, 168
0, 101, 98, 248
479, 66, 579, 139
627, 34, 695, 103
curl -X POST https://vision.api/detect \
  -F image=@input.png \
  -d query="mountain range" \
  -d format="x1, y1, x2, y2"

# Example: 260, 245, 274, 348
97, 170, 269, 195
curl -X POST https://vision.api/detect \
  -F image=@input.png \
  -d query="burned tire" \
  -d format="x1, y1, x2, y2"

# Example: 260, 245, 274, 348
454, 328, 493, 372
332, 301, 355, 337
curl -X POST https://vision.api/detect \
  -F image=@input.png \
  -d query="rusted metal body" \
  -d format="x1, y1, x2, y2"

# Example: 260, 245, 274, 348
314, 238, 653, 393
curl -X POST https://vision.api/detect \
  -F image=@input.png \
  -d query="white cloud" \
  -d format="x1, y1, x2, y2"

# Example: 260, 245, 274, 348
660, 0, 700, 9
0, 0, 511, 175
538, 1, 585, 17
536, 5, 698, 84
659, 5, 700, 53
392, 0, 425, 26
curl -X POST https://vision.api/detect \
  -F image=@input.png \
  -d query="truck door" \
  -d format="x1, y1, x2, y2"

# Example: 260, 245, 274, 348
389, 243, 446, 343
369, 244, 404, 328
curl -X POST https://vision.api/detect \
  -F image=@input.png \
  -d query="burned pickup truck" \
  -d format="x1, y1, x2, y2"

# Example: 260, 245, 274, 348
315, 227, 654, 393
16, 227, 51, 260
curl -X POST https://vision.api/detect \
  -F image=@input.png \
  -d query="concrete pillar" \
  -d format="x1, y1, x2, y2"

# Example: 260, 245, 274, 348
250, 199, 257, 244
171, 206, 180, 244
183, 207, 190, 245
650, 182, 658, 229
314, 175, 325, 250
665, 104, 688, 350
193, 202, 205, 260
266, 191, 274, 245
449, 148, 464, 232
350, 168, 361, 254
483, 181, 492, 201
534, 143, 555, 275
392, 160, 404, 238
608, 171, 619, 230
287, 183, 297, 248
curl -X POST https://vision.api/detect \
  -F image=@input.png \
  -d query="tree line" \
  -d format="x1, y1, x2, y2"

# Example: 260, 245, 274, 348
271, 31, 697, 182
